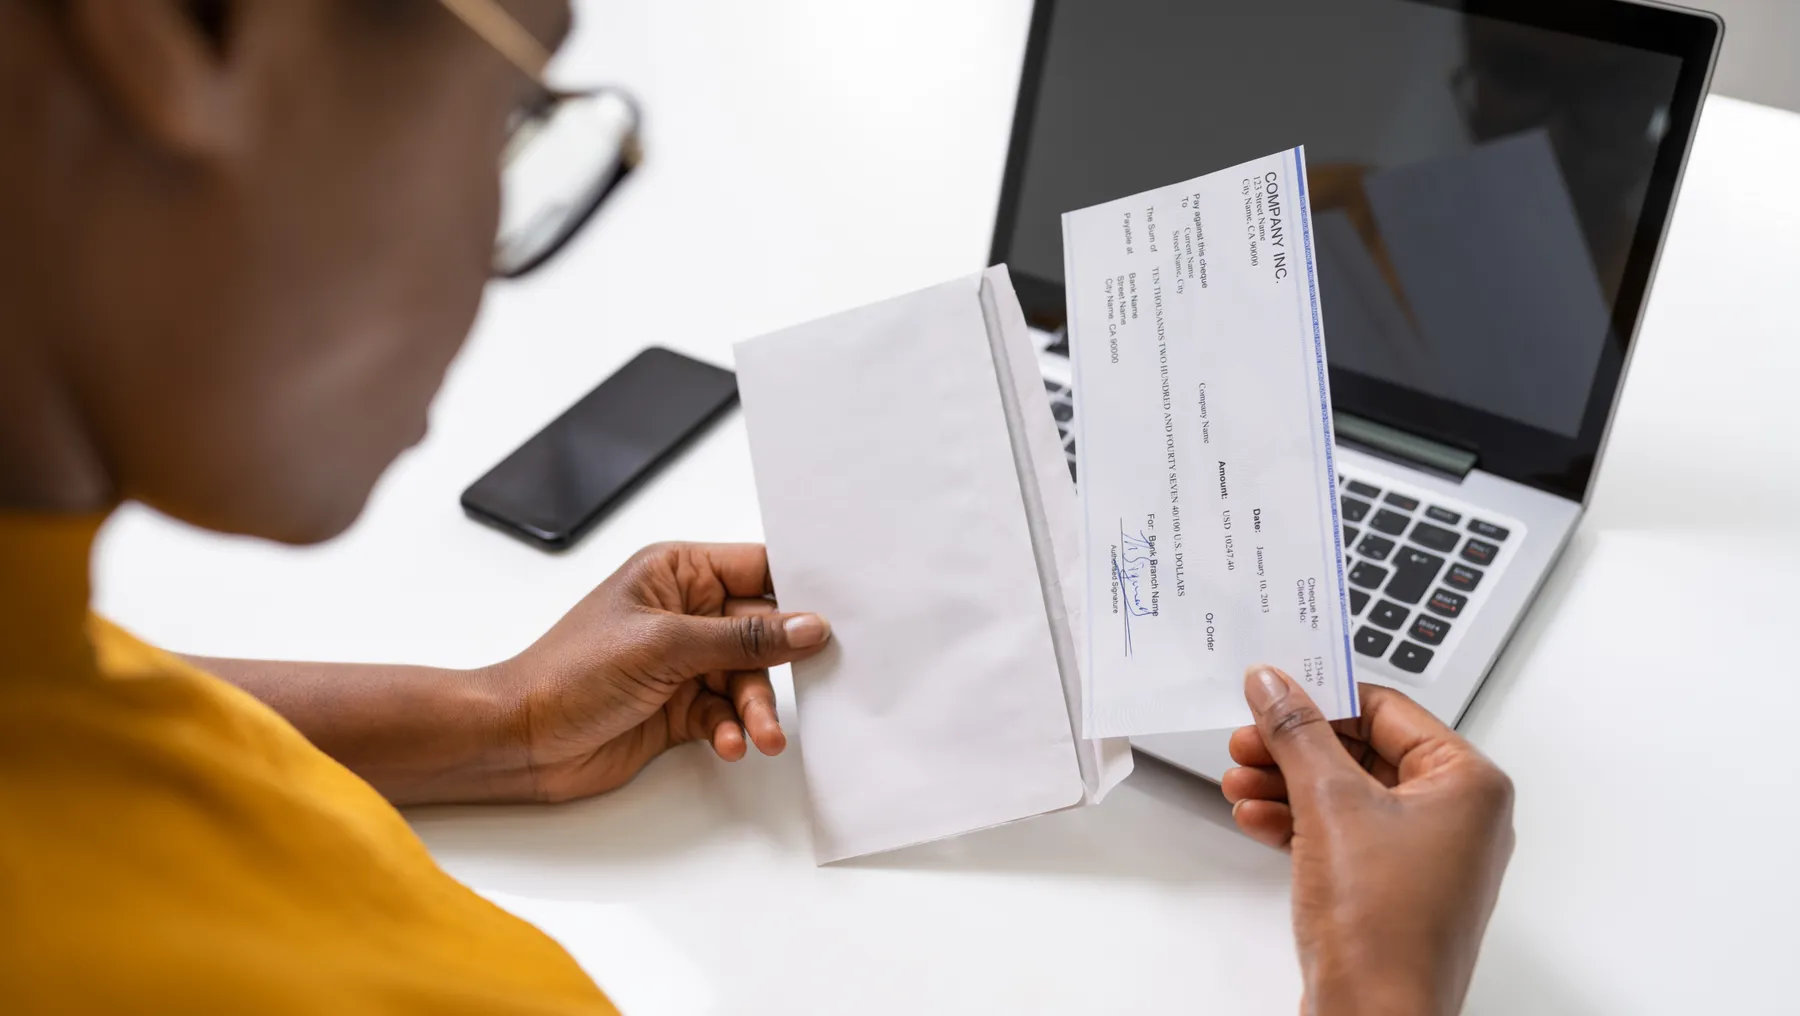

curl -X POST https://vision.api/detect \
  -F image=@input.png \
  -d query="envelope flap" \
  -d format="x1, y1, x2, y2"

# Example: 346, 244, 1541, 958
979, 267, 1134, 801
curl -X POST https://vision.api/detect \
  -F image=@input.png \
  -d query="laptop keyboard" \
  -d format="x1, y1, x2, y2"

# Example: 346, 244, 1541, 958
1336, 473, 1521, 684
1044, 375, 1522, 686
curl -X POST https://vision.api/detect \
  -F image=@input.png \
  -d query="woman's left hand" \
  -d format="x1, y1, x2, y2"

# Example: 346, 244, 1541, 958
479, 542, 830, 802
189, 542, 829, 806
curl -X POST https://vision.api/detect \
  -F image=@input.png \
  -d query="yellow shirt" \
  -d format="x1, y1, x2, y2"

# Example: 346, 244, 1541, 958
0, 515, 618, 1015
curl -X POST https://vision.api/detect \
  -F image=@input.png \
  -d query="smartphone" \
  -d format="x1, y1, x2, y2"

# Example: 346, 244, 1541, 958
461, 347, 739, 551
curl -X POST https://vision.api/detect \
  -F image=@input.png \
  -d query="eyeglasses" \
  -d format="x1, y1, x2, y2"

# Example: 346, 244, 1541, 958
438, 0, 642, 278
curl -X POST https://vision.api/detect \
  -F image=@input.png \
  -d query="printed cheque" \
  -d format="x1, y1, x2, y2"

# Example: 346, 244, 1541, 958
1063, 146, 1358, 738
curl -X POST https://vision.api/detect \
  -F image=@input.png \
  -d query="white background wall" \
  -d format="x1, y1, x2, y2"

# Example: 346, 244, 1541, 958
1698, 0, 1800, 112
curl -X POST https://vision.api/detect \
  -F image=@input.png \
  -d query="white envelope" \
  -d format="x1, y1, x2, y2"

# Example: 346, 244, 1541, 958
736, 266, 1132, 864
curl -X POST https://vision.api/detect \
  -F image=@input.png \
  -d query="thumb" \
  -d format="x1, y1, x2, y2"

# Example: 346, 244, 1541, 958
650, 610, 832, 675
1243, 666, 1360, 799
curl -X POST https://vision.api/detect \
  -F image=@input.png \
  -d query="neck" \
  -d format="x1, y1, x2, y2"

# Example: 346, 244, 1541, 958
0, 322, 115, 514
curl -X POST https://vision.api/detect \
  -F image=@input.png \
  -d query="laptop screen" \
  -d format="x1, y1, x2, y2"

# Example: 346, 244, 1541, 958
991, 0, 1719, 500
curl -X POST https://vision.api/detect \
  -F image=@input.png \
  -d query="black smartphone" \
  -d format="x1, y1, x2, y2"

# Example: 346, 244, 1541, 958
461, 347, 739, 551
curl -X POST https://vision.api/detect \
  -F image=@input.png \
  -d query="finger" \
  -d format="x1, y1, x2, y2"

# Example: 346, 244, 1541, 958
1245, 692, 1408, 785
724, 597, 779, 617
1221, 765, 1287, 805
1337, 731, 1403, 787
698, 600, 782, 695
687, 543, 778, 598
1238, 726, 1388, 781
728, 669, 786, 756
1349, 682, 1468, 781
1243, 666, 1368, 804
1231, 798, 1294, 850
1228, 725, 1274, 767
650, 608, 832, 676
686, 690, 746, 762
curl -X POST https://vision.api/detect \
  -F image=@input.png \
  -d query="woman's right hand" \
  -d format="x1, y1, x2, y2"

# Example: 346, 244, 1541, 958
1223, 668, 1516, 1016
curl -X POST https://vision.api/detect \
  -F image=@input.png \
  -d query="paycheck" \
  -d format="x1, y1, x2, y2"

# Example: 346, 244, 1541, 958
1064, 146, 1358, 738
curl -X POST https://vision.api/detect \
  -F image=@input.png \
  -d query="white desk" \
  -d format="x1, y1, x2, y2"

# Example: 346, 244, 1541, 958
94, 2, 1800, 1012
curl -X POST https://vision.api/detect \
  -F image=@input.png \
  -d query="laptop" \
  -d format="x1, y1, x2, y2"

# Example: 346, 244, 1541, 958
989, 0, 1722, 780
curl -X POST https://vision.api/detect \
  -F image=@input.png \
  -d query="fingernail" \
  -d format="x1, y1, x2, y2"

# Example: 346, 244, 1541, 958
1245, 667, 1287, 711
783, 614, 829, 648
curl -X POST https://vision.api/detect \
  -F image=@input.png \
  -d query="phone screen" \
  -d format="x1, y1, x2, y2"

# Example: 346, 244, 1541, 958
461, 347, 738, 549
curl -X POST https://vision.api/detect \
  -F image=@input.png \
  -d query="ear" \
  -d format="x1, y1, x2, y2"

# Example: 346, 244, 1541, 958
63, 0, 247, 156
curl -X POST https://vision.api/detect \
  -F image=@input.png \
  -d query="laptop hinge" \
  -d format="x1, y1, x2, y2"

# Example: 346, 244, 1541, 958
1335, 412, 1477, 481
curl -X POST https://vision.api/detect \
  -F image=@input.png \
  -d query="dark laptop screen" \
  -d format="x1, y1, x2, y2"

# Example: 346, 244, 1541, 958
991, 0, 1718, 499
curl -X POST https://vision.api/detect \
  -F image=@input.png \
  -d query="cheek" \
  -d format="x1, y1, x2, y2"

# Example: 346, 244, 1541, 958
418, 153, 500, 379
418, 135, 504, 291
410, 108, 505, 334
269, 140, 498, 471
257, 55, 513, 448
363, 123, 505, 407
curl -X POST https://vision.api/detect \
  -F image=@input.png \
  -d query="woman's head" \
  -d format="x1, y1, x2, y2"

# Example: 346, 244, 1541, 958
0, 0, 569, 543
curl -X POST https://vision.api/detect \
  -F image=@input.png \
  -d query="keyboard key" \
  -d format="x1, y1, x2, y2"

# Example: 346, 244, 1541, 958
1341, 496, 1371, 523
1390, 641, 1435, 674
1349, 589, 1370, 616
1064, 437, 1076, 453
1337, 473, 1344, 485
1356, 533, 1395, 561
1345, 480, 1381, 499
1385, 547, 1445, 604
1444, 563, 1483, 592
1426, 505, 1462, 525
1067, 460, 1077, 483
1349, 561, 1389, 590
1469, 519, 1511, 541
1369, 509, 1409, 536
1044, 379, 1068, 396
1343, 525, 1361, 546
1051, 401, 1074, 422
1369, 600, 1409, 631
1384, 492, 1420, 512
1354, 627, 1393, 657
1409, 522, 1459, 553
1461, 538, 1498, 566
1409, 614, 1449, 646
1426, 588, 1467, 618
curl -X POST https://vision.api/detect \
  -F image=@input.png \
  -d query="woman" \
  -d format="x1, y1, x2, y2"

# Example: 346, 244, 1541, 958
0, 1, 1514, 1013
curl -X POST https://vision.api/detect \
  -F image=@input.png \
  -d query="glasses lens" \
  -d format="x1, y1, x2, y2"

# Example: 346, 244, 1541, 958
495, 88, 640, 277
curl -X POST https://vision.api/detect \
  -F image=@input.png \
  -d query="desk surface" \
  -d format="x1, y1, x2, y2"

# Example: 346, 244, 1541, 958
94, 2, 1800, 1012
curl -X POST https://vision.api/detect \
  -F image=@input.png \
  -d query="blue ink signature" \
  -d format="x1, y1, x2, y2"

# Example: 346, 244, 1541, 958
1114, 521, 1157, 657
